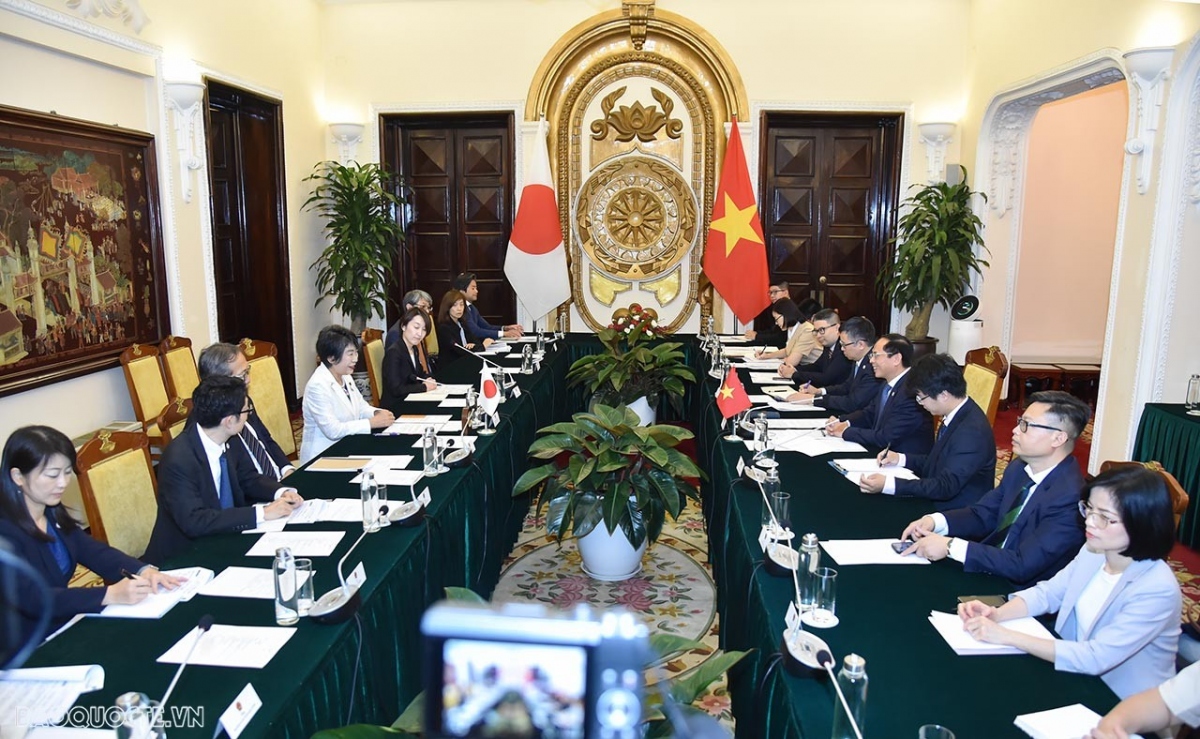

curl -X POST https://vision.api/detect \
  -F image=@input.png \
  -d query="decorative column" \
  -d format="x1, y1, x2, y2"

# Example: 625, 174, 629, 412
163, 80, 206, 204
1123, 47, 1174, 195
918, 122, 956, 184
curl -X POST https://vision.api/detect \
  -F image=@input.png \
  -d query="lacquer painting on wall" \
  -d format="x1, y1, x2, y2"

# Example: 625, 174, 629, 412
0, 105, 168, 396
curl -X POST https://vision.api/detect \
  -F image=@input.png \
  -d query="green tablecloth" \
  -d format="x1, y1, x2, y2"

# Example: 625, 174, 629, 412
23, 338, 575, 738
1133, 403, 1200, 548
692, 346, 1119, 738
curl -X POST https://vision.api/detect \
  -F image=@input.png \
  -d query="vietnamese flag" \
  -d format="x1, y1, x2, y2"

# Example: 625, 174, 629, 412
503, 118, 571, 321
703, 118, 770, 325
715, 367, 752, 420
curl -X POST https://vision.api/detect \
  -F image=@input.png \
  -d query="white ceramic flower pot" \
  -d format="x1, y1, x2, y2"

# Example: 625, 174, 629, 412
577, 522, 648, 581
628, 395, 657, 426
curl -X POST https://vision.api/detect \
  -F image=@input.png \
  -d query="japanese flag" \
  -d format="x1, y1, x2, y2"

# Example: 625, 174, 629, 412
479, 366, 501, 419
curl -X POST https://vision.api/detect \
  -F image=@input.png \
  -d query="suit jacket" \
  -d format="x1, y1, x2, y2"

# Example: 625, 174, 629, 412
815, 355, 881, 415
0, 514, 143, 638
437, 320, 483, 362
386, 318, 437, 364
144, 423, 283, 564
893, 397, 996, 510
229, 411, 290, 480
791, 340, 852, 388
944, 455, 1085, 588
841, 371, 934, 455
1013, 546, 1180, 699
299, 363, 379, 462
751, 303, 785, 347
380, 340, 434, 412
463, 302, 502, 341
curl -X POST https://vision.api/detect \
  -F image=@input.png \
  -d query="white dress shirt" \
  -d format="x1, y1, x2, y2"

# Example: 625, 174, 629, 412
195, 424, 267, 524
299, 363, 380, 463
882, 396, 968, 496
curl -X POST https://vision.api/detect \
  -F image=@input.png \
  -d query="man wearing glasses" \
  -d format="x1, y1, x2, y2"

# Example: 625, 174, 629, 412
824, 333, 933, 455
782, 308, 852, 387
786, 316, 881, 414
198, 342, 294, 481
859, 353, 996, 509
144, 375, 303, 564
898, 390, 1091, 587
744, 280, 790, 346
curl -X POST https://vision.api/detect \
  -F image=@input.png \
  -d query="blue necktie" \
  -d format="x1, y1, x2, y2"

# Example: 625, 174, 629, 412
218, 454, 234, 510
874, 383, 892, 431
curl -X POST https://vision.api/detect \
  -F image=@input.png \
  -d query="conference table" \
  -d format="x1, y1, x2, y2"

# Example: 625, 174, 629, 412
1133, 403, 1200, 549
692, 344, 1120, 738
23, 337, 588, 739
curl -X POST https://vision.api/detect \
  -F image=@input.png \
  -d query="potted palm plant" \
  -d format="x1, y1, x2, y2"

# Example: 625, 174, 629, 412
877, 165, 989, 346
302, 160, 407, 333
512, 404, 704, 581
566, 304, 696, 425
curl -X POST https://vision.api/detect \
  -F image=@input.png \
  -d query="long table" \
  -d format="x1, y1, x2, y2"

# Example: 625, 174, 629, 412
692, 346, 1120, 738
1133, 403, 1200, 548
22, 339, 575, 738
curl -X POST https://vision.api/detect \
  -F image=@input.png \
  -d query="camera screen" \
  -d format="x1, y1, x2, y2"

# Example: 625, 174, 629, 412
439, 637, 587, 738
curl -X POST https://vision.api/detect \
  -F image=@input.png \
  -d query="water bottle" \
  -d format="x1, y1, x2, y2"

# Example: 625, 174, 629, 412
536, 330, 545, 353
761, 465, 781, 530
521, 344, 534, 373
360, 470, 380, 533
115, 691, 165, 739
799, 533, 820, 611
273, 547, 299, 625
830, 654, 868, 739
1187, 374, 1200, 415
423, 426, 441, 477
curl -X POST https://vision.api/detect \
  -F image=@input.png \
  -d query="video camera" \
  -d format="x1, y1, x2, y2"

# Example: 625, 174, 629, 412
421, 600, 648, 739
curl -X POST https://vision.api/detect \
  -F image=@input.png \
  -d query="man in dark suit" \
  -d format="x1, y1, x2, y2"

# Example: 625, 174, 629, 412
144, 376, 303, 564
825, 333, 933, 456
198, 342, 293, 481
453, 272, 522, 340
859, 353, 996, 510
787, 316, 880, 414
899, 390, 1091, 587
782, 308, 851, 387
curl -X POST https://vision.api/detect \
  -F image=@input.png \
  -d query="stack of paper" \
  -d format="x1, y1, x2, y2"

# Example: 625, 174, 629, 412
830, 458, 919, 484
405, 388, 451, 402
733, 359, 779, 370
201, 566, 312, 600
383, 414, 453, 435
0, 665, 105, 726
928, 610, 1055, 655
717, 335, 749, 344
287, 497, 364, 524
765, 397, 823, 413
97, 567, 214, 619
766, 417, 826, 429
157, 625, 296, 669
245, 531, 345, 557
1013, 704, 1138, 739
748, 372, 782, 385
722, 347, 760, 358
820, 539, 929, 565
774, 436, 866, 456
351, 468, 425, 486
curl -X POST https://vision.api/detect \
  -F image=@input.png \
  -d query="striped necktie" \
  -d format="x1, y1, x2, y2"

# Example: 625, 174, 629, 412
240, 426, 279, 480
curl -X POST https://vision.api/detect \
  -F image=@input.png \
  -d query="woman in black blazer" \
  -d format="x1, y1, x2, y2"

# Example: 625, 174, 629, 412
435, 289, 493, 362
0, 426, 180, 643
380, 306, 438, 412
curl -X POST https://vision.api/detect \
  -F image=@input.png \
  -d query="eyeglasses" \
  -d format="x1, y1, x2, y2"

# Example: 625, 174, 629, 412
812, 324, 840, 335
234, 366, 251, 381
867, 350, 894, 360
1016, 417, 1062, 434
1078, 501, 1122, 528
238, 399, 256, 417
914, 392, 930, 403
838, 339, 860, 348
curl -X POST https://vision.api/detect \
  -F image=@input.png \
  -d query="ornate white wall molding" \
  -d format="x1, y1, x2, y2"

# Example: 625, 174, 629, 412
0, 0, 158, 55
163, 81, 205, 204
65, 0, 147, 33
918, 122, 955, 184
1123, 47, 1175, 195
329, 122, 364, 164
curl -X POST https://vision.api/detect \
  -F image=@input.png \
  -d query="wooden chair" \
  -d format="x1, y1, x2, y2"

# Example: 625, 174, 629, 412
155, 397, 192, 445
964, 346, 1009, 381
159, 335, 200, 400
963, 363, 1004, 427
1099, 460, 1191, 530
75, 430, 158, 559
238, 338, 297, 459
119, 343, 170, 450
362, 329, 385, 405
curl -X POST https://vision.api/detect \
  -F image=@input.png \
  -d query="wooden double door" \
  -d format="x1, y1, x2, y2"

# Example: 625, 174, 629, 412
380, 114, 516, 328
757, 113, 903, 334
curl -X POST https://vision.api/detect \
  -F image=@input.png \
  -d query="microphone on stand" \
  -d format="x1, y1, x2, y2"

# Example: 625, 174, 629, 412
159, 614, 214, 711
309, 505, 387, 624
454, 344, 507, 369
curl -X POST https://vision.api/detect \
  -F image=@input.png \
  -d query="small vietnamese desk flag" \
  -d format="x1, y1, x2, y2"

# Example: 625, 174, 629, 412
715, 367, 752, 420
503, 118, 571, 321
703, 118, 770, 325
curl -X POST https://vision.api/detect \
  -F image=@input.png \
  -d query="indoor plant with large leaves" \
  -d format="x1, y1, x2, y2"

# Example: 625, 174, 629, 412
877, 165, 989, 340
303, 160, 406, 333
513, 404, 704, 579
566, 304, 696, 419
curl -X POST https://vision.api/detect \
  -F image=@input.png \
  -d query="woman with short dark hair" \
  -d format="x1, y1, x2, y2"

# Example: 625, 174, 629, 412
0, 426, 180, 642
300, 325, 396, 462
380, 307, 438, 412
755, 298, 821, 363
959, 466, 1180, 698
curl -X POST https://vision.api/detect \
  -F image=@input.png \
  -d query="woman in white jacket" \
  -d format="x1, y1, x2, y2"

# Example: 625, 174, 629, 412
299, 325, 395, 463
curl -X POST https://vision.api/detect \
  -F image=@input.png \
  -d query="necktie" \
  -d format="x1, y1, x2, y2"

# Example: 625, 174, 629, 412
240, 426, 279, 480
217, 453, 234, 510
987, 476, 1035, 547
874, 383, 892, 430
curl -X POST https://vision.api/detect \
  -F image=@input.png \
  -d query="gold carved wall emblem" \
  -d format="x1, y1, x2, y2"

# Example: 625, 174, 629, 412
590, 87, 683, 143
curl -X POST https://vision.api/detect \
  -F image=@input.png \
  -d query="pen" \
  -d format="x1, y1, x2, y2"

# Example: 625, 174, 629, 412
120, 569, 142, 581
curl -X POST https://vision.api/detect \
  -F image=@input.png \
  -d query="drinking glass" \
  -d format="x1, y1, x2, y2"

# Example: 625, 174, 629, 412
294, 558, 314, 617
918, 725, 955, 739
806, 567, 837, 627
771, 491, 791, 533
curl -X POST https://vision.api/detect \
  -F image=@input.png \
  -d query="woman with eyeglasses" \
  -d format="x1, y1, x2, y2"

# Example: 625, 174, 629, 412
958, 466, 1180, 699
754, 298, 822, 363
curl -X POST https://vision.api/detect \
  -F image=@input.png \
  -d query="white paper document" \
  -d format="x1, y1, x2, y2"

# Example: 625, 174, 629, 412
775, 436, 867, 456
200, 566, 312, 600
404, 389, 450, 402
438, 398, 468, 408
820, 539, 930, 565
748, 372, 783, 385
928, 610, 1056, 655
439, 384, 471, 395
287, 497, 364, 524
766, 417, 826, 429
0, 665, 104, 727
241, 517, 288, 535
733, 359, 779, 370
245, 531, 345, 557
1013, 704, 1141, 739
721, 347, 760, 358
96, 567, 214, 619
747, 394, 771, 403
157, 624, 296, 669
765, 397, 823, 413
717, 335, 750, 344
830, 458, 919, 484
351, 454, 414, 469
351, 468, 425, 487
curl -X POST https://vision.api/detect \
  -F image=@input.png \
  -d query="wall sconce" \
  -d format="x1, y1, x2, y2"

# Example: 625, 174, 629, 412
329, 122, 365, 164
163, 80, 206, 204
1123, 46, 1174, 194
918, 122, 956, 184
